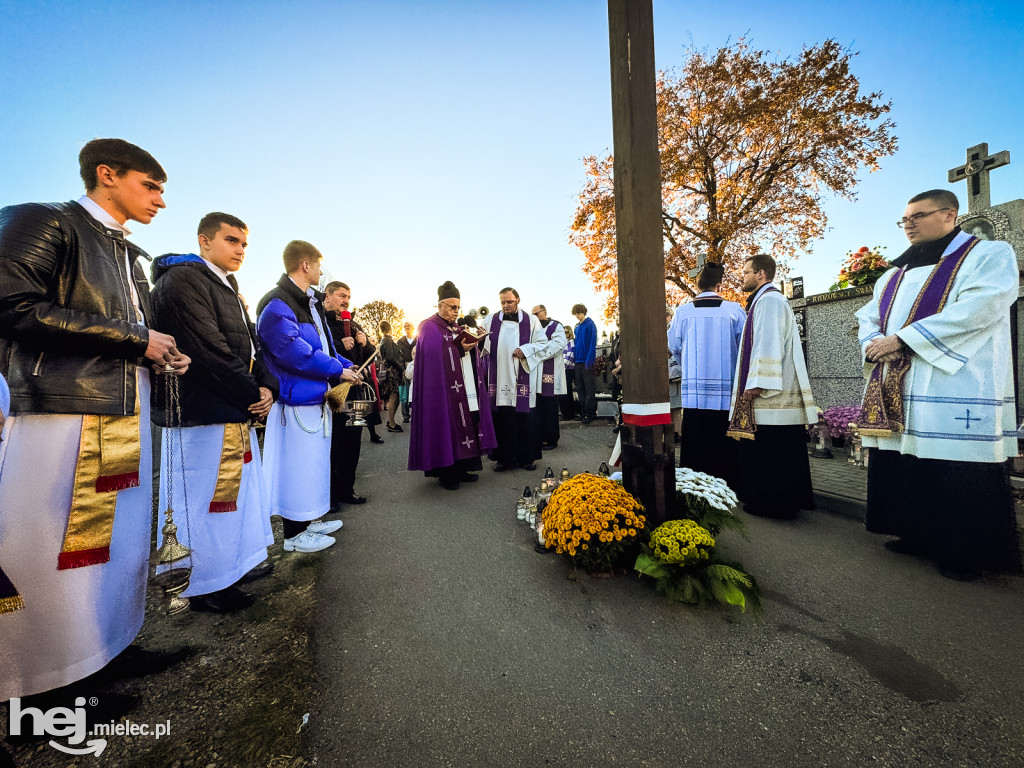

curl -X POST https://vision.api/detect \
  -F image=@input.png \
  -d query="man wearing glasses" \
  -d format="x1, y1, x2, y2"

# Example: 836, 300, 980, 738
855, 189, 1020, 580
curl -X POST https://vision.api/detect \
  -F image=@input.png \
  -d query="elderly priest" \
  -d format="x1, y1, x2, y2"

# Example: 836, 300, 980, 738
408, 281, 496, 490
855, 189, 1021, 581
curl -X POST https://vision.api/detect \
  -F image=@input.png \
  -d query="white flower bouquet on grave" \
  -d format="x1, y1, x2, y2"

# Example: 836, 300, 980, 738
674, 467, 743, 537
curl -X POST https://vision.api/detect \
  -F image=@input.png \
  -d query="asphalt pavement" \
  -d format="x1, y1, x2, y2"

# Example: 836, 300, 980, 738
306, 420, 1024, 768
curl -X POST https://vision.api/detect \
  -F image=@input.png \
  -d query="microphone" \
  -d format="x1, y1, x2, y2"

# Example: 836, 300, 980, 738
340, 310, 352, 338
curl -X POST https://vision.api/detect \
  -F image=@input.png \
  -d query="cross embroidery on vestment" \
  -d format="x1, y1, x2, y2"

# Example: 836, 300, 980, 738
451, 380, 463, 393
462, 436, 474, 449
954, 409, 980, 430
518, 384, 530, 397
500, 384, 513, 397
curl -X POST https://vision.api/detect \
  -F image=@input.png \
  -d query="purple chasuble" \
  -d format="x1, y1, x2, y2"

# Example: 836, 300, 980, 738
727, 285, 779, 440
407, 314, 497, 472
858, 236, 980, 436
487, 311, 532, 413
540, 321, 560, 396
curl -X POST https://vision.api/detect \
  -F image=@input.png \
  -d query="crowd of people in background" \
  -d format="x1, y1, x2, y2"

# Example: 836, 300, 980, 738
0, 139, 1019, 727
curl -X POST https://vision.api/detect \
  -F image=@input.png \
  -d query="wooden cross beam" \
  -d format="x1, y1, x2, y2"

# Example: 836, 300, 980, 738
947, 142, 1010, 213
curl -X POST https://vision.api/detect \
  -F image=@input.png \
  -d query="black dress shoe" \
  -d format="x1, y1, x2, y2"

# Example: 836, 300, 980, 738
884, 538, 925, 556
580, 416, 595, 425
493, 463, 509, 472
541, 442, 557, 450
237, 559, 274, 584
102, 644, 190, 680
338, 494, 367, 505
370, 433, 385, 444
459, 473, 480, 483
439, 478, 461, 491
387, 423, 404, 432
190, 586, 255, 614
521, 463, 537, 472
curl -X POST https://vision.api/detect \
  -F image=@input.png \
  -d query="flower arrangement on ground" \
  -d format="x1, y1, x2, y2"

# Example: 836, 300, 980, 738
541, 473, 645, 572
819, 404, 864, 441
828, 246, 889, 291
634, 468, 759, 612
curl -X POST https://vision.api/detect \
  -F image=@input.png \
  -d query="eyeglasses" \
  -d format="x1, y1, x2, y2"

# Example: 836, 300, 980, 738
897, 208, 950, 228
439, 302, 460, 312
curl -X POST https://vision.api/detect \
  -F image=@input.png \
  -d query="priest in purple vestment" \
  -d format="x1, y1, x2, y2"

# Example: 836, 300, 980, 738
407, 281, 497, 490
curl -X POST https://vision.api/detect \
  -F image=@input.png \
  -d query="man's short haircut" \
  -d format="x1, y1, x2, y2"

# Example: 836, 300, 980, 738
534, 304, 547, 313
908, 189, 960, 211
197, 212, 247, 240
744, 254, 777, 281
79, 138, 166, 191
324, 281, 350, 295
379, 321, 391, 334
696, 262, 725, 291
282, 240, 322, 274
571, 303, 587, 315
499, 287, 520, 299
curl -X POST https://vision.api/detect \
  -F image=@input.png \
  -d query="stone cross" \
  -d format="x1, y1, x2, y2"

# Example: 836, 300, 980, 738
686, 252, 707, 280
947, 142, 1010, 213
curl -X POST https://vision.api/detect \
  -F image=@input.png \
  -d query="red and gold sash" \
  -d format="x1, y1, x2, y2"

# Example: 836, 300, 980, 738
857, 237, 978, 437
0, 563, 24, 614
209, 424, 253, 512
58, 405, 142, 570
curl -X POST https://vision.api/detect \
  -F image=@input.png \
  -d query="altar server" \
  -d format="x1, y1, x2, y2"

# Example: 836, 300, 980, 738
483, 287, 549, 471
0, 139, 190, 700
149, 212, 279, 612
668, 262, 746, 483
530, 305, 569, 450
728, 254, 817, 518
408, 281, 497, 489
257, 241, 359, 554
855, 189, 1021, 580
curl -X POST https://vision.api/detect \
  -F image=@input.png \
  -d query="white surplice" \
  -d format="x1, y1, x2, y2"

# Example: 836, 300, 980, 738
729, 284, 817, 425
538, 320, 568, 396
157, 425, 273, 597
0, 372, 152, 700
855, 232, 1019, 462
484, 310, 549, 408
262, 402, 332, 522
668, 292, 746, 410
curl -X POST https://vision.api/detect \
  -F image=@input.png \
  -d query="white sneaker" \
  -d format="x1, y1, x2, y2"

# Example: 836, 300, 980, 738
283, 530, 335, 553
307, 518, 343, 535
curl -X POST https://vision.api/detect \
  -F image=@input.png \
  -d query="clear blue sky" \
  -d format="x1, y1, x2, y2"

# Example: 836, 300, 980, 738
1, 1, 1021, 333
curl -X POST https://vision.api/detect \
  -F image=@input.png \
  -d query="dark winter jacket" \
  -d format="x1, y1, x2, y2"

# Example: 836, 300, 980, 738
149, 253, 278, 426
0, 201, 152, 416
256, 275, 353, 406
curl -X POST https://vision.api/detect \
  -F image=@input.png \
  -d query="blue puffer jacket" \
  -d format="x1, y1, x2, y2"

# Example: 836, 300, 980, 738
256, 275, 353, 406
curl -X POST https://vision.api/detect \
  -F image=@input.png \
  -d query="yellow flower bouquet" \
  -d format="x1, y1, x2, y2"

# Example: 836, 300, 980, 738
635, 518, 760, 613
541, 473, 646, 572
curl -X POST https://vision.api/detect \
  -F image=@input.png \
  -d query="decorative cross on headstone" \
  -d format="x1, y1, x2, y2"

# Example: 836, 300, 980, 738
954, 408, 980, 430
947, 143, 1010, 213
686, 252, 708, 280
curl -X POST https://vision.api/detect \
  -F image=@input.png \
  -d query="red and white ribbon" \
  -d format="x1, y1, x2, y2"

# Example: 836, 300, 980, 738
621, 402, 672, 426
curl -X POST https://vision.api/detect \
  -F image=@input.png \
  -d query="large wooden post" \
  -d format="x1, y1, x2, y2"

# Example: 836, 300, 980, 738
607, 0, 673, 524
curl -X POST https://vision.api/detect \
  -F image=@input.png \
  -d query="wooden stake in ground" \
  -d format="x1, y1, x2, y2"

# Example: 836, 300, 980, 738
607, 0, 674, 525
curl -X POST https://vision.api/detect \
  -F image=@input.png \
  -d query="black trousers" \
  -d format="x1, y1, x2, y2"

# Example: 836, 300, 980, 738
538, 395, 561, 446
574, 363, 596, 418
330, 415, 362, 502
282, 518, 309, 538
867, 450, 1021, 572
491, 406, 542, 466
678, 408, 736, 487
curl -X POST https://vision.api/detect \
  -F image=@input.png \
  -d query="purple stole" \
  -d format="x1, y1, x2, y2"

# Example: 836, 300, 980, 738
0, 563, 24, 614
488, 311, 532, 413
541, 321, 560, 396
857, 236, 979, 436
432, 314, 484, 460
727, 285, 779, 441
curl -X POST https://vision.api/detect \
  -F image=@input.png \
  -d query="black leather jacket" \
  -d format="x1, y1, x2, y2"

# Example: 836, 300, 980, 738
0, 200, 151, 416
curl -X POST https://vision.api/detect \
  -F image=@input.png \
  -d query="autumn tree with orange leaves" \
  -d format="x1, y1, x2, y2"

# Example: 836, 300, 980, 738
570, 38, 897, 320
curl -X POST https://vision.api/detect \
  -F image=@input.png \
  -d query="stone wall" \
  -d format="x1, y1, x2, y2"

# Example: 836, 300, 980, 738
790, 285, 874, 412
